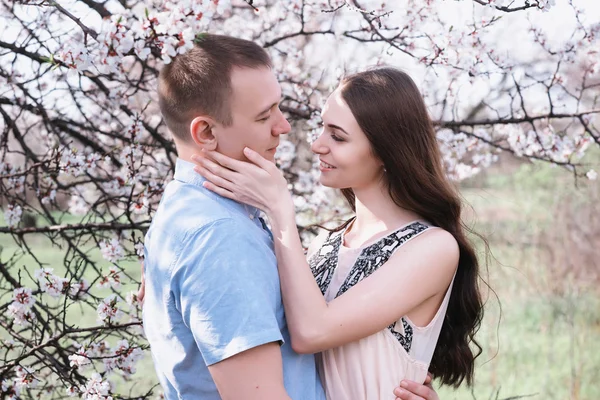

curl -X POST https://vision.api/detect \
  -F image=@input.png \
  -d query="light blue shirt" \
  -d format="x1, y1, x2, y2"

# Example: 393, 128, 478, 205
143, 159, 325, 400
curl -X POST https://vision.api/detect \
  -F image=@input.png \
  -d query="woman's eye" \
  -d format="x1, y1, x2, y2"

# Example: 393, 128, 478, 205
259, 115, 270, 122
331, 133, 344, 142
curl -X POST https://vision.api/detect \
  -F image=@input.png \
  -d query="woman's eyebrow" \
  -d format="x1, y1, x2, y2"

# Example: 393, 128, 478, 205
326, 123, 350, 135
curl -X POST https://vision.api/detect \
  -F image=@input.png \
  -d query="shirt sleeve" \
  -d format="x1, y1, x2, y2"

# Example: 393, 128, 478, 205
172, 218, 284, 366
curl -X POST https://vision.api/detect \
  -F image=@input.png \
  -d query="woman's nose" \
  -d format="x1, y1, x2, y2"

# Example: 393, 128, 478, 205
311, 131, 327, 154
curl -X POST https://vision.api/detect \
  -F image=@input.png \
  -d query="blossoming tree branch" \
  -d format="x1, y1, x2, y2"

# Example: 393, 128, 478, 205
0, 0, 598, 398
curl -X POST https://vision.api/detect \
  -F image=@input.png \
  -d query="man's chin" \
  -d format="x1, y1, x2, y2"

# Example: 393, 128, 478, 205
264, 149, 278, 162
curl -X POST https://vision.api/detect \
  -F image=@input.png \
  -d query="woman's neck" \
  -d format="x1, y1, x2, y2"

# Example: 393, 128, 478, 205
348, 182, 421, 244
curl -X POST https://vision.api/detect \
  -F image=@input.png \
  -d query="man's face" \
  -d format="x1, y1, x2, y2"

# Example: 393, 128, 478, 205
212, 67, 291, 162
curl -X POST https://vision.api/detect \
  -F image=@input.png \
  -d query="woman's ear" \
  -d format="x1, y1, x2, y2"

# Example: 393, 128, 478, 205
190, 116, 217, 151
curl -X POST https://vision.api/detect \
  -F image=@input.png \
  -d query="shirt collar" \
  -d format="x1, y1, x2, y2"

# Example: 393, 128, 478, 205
173, 158, 261, 220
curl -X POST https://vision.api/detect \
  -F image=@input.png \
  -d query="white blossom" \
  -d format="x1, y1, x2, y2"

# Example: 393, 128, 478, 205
80, 372, 112, 400
100, 238, 125, 263
134, 242, 145, 258
1, 380, 20, 400
69, 348, 92, 369
15, 366, 37, 389
130, 193, 149, 215
97, 266, 122, 290
12, 287, 36, 308
35, 268, 69, 297
97, 294, 123, 325
275, 140, 296, 169
294, 171, 315, 194
66, 385, 79, 397
7, 287, 36, 326
3, 204, 22, 227
69, 278, 90, 299
103, 178, 128, 196
68, 194, 90, 216
104, 340, 144, 375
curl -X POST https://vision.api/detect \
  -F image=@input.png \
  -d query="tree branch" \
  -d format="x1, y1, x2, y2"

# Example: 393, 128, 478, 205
0, 221, 150, 235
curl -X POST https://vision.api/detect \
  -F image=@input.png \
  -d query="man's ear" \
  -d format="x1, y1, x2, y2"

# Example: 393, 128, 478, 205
190, 116, 217, 151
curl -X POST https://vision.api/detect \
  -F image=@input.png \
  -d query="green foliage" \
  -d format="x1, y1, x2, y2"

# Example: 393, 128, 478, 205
439, 163, 600, 399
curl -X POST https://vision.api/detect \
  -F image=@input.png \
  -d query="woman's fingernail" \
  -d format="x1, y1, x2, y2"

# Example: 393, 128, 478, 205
191, 155, 199, 162
400, 381, 407, 388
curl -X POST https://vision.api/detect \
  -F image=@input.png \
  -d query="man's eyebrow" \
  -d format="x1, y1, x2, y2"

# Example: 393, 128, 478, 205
255, 101, 279, 118
327, 123, 350, 135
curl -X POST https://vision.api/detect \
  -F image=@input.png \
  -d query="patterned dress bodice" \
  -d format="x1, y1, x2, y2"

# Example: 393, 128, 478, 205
308, 221, 430, 353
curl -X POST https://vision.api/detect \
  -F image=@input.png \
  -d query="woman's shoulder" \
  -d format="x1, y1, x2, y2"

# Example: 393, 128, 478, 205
422, 226, 459, 257
391, 225, 460, 271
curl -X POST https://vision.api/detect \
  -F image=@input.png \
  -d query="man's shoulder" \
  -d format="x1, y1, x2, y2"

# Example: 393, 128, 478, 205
149, 181, 267, 253
151, 180, 235, 234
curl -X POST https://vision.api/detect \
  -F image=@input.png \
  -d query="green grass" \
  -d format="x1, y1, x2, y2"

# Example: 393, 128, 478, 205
436, 259, 600, 400
436, 161, 600, 400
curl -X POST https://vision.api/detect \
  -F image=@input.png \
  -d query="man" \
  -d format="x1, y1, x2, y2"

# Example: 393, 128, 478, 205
141, 33, 439, 400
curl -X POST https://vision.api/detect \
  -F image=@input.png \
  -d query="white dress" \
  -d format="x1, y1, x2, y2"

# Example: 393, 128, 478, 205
307, 221, 455, 400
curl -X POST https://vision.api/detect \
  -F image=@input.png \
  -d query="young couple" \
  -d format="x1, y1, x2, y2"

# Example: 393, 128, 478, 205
140, 34, 483, 400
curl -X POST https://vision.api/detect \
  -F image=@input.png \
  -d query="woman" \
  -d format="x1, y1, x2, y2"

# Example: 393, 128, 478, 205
192, 67, 484, 399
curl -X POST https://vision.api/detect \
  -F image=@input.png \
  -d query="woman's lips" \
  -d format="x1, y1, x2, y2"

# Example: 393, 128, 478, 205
319, 160, 336, 171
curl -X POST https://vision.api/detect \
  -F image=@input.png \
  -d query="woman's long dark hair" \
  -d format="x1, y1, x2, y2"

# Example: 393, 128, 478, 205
337, 67, 484, 387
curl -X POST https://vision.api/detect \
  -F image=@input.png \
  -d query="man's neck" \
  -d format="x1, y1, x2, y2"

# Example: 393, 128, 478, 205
175, 145, 198, 163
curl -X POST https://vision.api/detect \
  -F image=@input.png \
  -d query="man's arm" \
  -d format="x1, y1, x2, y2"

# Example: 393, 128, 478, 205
394, 374, 440, 400
209, 342, 291, 400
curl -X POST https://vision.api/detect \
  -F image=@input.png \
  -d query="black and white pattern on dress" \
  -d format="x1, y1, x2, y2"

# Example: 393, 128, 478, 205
388, 319, 414, 353
308, 231, 344, 295
335, 221, 429, 353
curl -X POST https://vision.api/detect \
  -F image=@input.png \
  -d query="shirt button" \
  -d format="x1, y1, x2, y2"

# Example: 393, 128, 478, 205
249, 214, 255, 220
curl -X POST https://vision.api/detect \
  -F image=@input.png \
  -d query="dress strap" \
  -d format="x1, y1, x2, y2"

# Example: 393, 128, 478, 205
308, 229, 344, 295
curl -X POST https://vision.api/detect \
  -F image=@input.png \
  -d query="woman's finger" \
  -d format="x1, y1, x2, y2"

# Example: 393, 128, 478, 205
202, 180, 237, 201
199, 149, 247, 172
194, 156, 239, 183
424, 373, 432, 385
243, 147, 277, 173
194, 165, 236, 192
393, 388, 423, 400
393, 380, 435, 400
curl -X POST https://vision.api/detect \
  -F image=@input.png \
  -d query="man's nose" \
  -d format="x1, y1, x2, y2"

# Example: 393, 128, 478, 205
273, 112, 291, 136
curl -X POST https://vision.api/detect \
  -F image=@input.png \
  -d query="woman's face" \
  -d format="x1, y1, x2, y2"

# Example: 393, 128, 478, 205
311, 88, 385, 190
